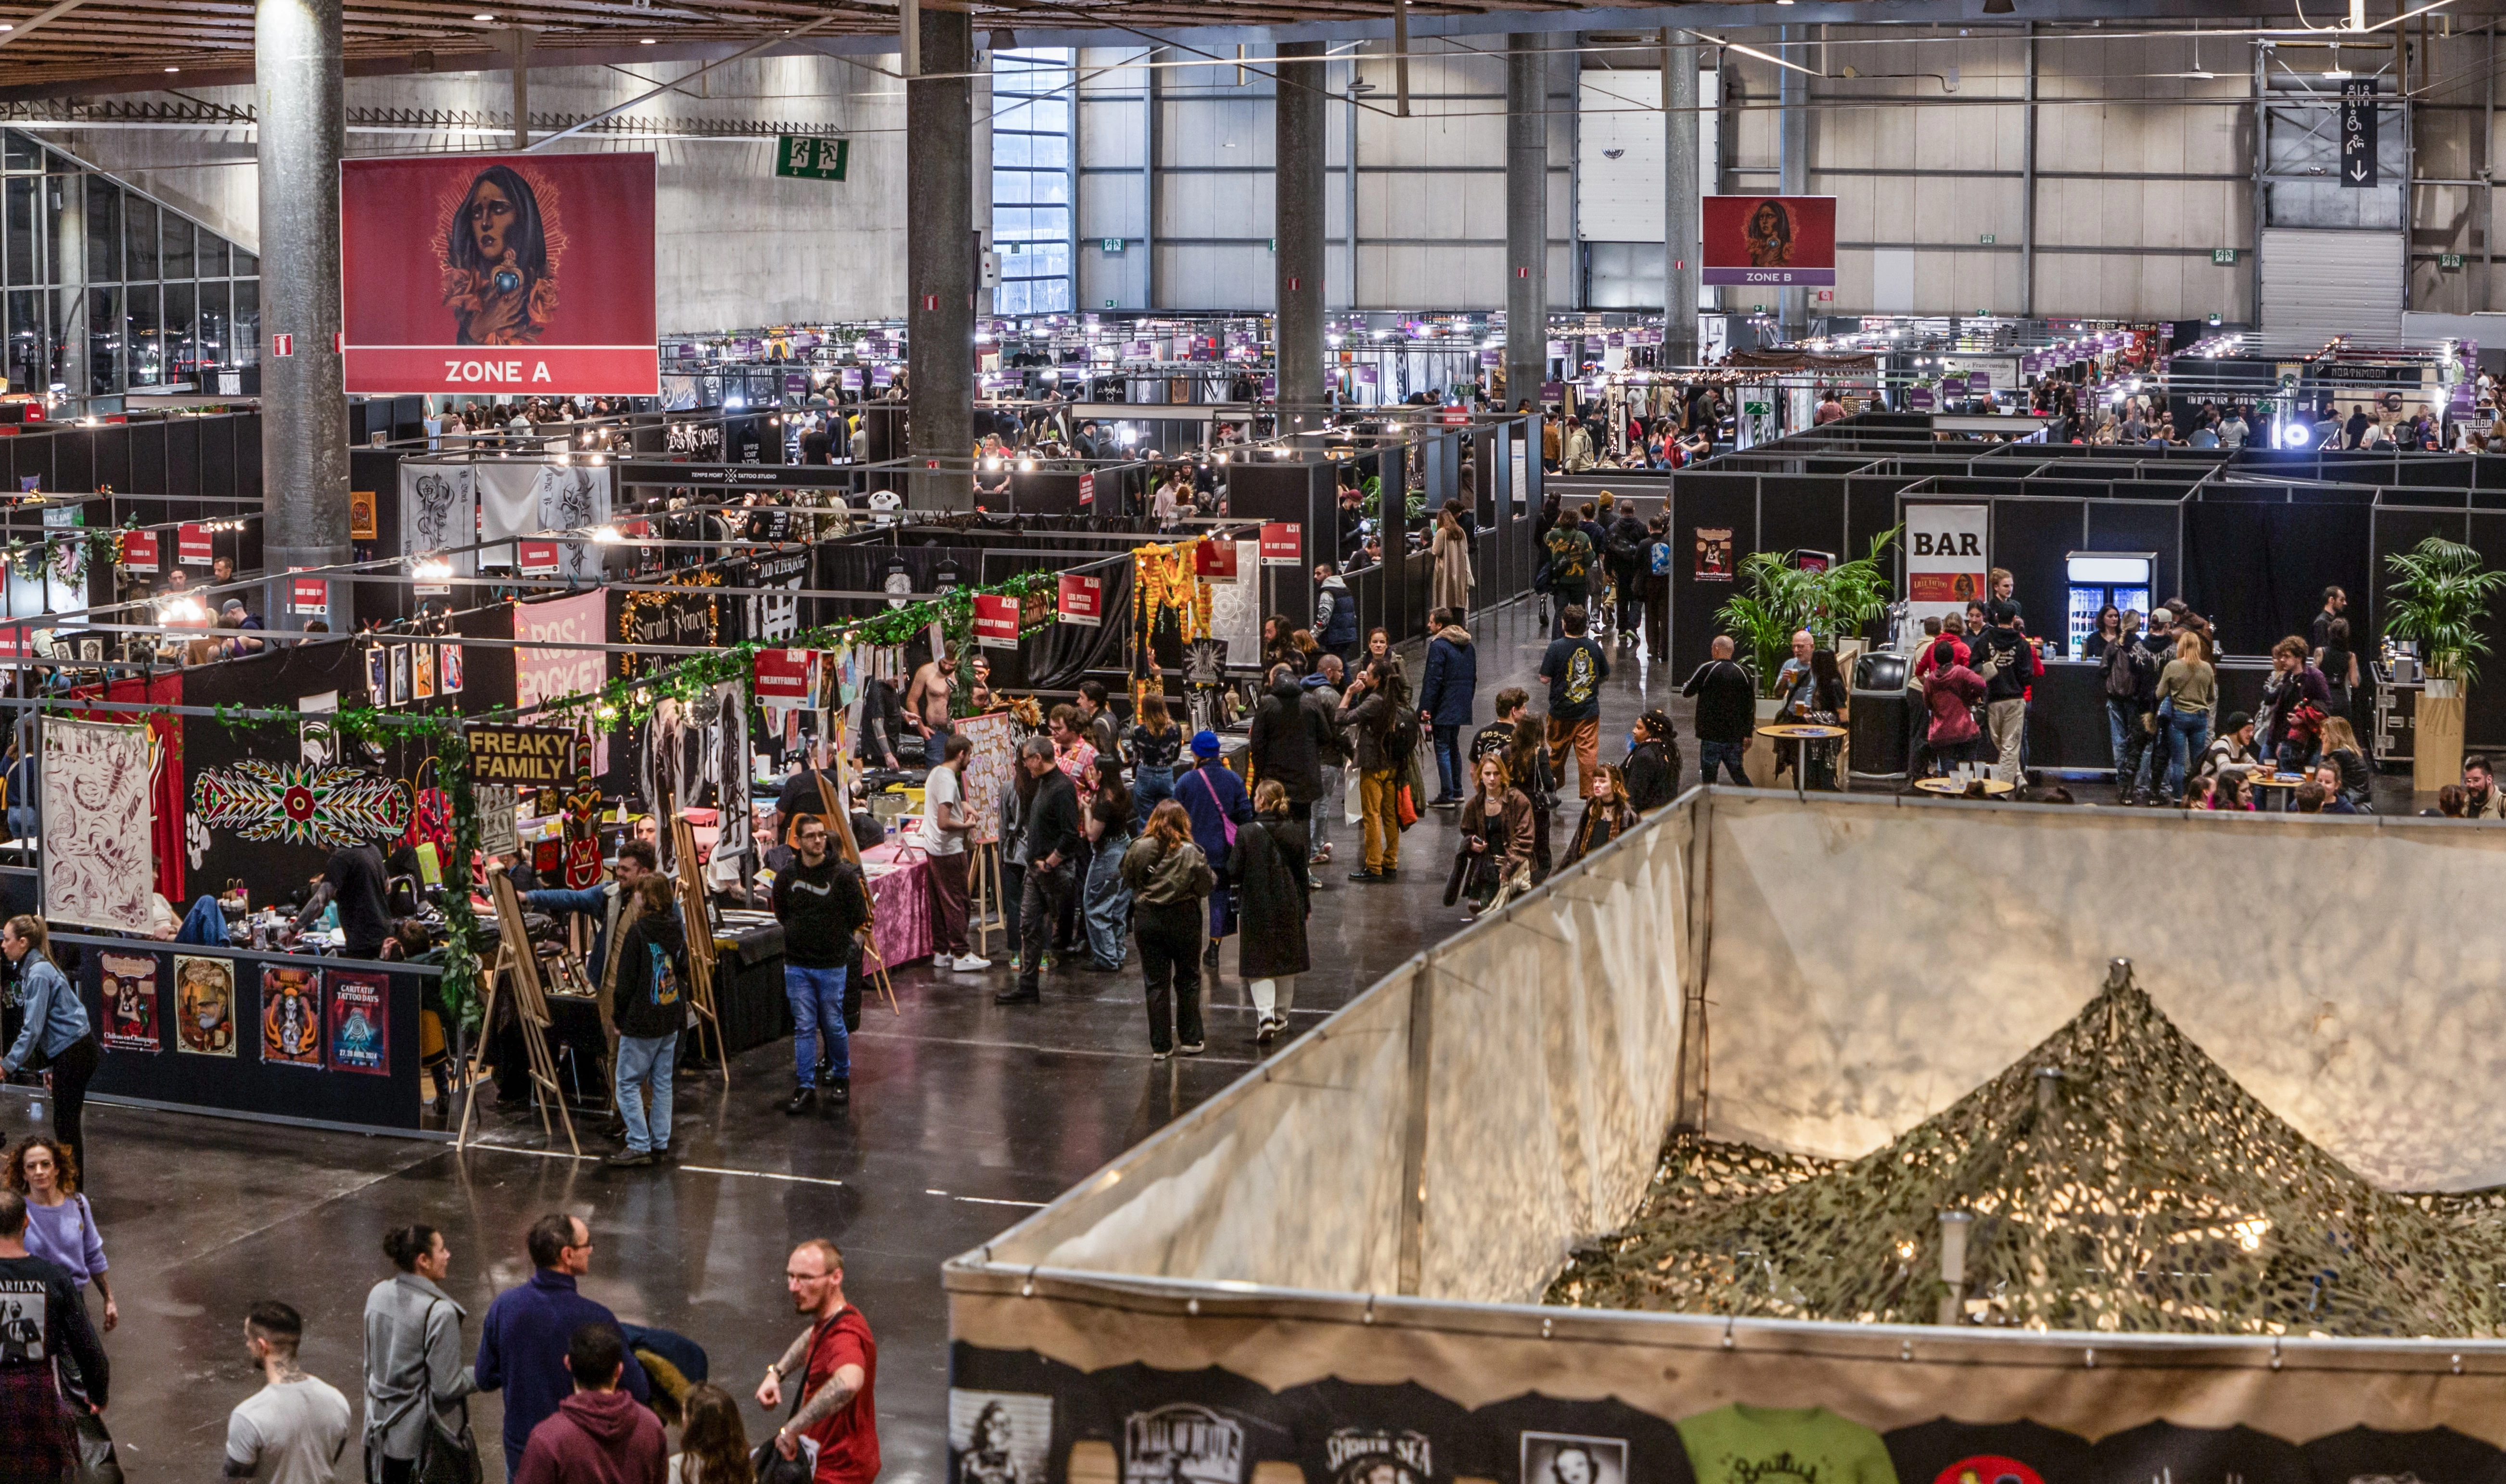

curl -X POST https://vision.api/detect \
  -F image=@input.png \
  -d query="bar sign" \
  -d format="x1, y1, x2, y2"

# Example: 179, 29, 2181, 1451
2341, 78, 2377, 188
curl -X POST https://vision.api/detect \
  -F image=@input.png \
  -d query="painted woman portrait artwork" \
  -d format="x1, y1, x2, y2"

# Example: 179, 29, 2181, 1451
439, 163, 566, 345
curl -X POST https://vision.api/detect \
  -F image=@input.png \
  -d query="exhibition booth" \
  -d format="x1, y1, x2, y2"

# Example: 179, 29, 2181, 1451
945, 787, 2506, 1473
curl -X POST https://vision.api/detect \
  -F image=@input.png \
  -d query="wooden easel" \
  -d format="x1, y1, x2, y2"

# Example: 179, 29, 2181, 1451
456, 869, 582, 1156
667, 812, 730, 1075
815, 770, 900, 1015
969, 840, 1003, 959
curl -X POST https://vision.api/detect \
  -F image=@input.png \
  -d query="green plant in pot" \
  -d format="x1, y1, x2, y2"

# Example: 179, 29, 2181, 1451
2384, 534, 2506, 698
1715, 525, 1904, 698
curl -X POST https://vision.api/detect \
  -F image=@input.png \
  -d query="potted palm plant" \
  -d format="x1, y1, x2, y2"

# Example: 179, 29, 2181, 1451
2384, 534, 2506, 790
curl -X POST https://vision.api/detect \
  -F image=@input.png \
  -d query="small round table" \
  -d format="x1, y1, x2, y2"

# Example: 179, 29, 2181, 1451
1756, 723, 1849, 799
1913, 775, 2016, 798
2244, 771, 2309, 812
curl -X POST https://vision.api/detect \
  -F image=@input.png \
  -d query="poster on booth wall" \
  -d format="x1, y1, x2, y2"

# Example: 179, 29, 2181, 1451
175, 954, 237, 1056
340, 153, 660, 394
327, 969, 390, 1075
39, 719, 155, 935
262, 964, 324, 1068
442, 642, 464, 694
99, 952, 161, 1053
1694, 528, 1735, 582
1701, 195, 1838, 287
1905, 503, 1990, 624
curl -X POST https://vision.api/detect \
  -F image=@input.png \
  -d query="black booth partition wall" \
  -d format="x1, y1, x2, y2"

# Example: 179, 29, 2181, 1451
0, 411, 262, 518
69, 931, 434, 1131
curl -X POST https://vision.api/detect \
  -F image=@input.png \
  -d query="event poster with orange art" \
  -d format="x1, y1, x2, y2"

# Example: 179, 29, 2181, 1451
340, 153, 658, 394
262, 964, 324, 1068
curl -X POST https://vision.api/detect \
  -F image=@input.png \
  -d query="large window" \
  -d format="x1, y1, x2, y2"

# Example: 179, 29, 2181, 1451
0, 129, 262, 399
992, 49, 1074, 316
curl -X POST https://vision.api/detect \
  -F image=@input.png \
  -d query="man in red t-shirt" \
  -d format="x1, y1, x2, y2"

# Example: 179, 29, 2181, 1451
758, 1239, 880, 1484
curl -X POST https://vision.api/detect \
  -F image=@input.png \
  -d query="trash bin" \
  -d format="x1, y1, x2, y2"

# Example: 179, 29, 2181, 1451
1850, 650, 1911, 784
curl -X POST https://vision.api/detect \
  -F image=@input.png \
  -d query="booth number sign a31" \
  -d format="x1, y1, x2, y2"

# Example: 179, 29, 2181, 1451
776, 136, 849, 181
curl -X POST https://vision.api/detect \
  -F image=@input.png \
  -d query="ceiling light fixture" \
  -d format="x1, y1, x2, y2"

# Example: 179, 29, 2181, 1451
639, 36, 654, 42
164, 65, 179, 72
473, 12, 493, 20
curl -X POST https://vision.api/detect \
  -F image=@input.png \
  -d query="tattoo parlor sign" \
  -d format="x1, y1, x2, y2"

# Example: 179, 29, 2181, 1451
465, 723, 581, 785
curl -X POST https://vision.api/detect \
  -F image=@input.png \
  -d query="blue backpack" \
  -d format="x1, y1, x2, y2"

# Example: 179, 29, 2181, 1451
1649, 540, 1671, 577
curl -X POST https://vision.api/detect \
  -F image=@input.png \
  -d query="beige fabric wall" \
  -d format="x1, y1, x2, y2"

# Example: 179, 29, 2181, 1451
1700, 793, 2506, 1192
981, 794, 1696, 1301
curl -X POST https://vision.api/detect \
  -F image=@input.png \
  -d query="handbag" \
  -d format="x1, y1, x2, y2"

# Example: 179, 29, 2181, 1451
72, 1410, 123, 1484
412, 1408, 483, 1484
751, 1354, 820, 1484
1395, 779, 1420, 830
1343, 762, 1364, 826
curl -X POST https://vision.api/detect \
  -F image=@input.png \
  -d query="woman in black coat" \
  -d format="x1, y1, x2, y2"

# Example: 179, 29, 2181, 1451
1233, 780, 1312, 1044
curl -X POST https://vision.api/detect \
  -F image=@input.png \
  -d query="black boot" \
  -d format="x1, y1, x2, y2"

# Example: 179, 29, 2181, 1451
827, 1077, 852, 1106
782, 1087, 816, 1116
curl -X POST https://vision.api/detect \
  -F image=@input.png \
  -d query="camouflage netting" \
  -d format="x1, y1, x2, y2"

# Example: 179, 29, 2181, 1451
1547, 969, 2506, 1337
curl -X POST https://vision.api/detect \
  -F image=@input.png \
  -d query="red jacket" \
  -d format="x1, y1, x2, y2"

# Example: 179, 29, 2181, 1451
514, 1390, 666, 1484
1924, 663, 1987, 745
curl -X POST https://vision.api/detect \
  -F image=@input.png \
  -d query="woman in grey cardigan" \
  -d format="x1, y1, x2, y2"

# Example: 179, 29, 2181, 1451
363, 1223, 479, 1484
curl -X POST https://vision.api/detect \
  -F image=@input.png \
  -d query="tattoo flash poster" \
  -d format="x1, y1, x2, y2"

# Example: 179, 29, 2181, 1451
340, 153, 660, 394
327, 970, 390, 1076
261, 964, 324, 1068
175, 953, 237, 1056
1694, 529, 1734, 582
99, 952, 161, 1053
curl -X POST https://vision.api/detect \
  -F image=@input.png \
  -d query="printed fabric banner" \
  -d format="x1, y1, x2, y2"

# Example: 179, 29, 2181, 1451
341, 152, 660, 394
398, 463, 479, 575
1701, 195, 1839, 287
175, 954, 238, 1056
40, 718, 156, 934
99, 952, 161, 1053
515, 590, 611, 774
1904, 503, 1990, 622
476, 460, 611, 575
261, 964, 324, 1068
327, 970, 390, 1075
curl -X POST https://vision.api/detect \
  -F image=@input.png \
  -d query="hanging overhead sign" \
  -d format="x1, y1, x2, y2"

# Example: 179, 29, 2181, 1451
2340, 78, 2378, 188
1058, 572, 1104, 627
1701, 195, 1839, 286
464, 723, 582, 785
972, 594, 1021, 650
1905, 503, 1989, 624
773, 136, 849, 181
340, 153, 660, 394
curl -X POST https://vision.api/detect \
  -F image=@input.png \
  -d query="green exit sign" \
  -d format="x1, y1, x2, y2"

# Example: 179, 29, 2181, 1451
2442, 253, 2467, 269
2212, 247, 2239, 265
1102, 237, 1125, 254
1978, 232, 1996, 245
774, 136, 849, 181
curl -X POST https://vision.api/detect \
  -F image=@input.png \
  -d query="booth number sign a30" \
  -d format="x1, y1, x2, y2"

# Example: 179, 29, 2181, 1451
776, 136, 849, 181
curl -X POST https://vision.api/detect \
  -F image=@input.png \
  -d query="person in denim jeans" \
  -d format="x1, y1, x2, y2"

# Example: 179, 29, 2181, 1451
772, 814, 869, 1114
2154, 630, 2215, 804
1681, 636, 1755, 786
605, 875, 689, 1166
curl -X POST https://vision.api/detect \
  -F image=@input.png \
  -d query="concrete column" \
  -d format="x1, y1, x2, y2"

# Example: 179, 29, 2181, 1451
906, 5, 973, 507
1274, 40, 1327, 418
510, 27, 530, 147
1504, 34, 1547, 410
256, 0, 350, 606
1777, 25, 1808, 335
1664, 37, 1700, 363
50, 172, 84, 399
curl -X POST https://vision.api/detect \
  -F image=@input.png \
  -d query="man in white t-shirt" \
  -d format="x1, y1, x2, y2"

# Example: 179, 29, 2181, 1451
226, 1300, 351, 1484
923, 733, 985, 971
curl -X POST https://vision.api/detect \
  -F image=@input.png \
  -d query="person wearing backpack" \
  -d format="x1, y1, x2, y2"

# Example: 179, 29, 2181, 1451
606, 874, 690, 1166
2100, 609, 2159, 804
1334, 658, 1411, 882
1605, 504, 1650, 648
1972, 602, 2033, 784
1641, 515, 1673, 659
1540, 520, 1594, 638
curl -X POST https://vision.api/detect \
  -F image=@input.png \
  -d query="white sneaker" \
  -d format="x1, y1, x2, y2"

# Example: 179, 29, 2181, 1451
952, 954, 992, 972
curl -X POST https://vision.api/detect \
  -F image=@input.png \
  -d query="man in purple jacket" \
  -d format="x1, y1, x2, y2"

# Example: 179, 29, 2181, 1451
477, 1214, 651, 1480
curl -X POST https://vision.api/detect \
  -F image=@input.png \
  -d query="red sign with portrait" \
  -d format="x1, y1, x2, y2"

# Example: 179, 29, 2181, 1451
1701, 195, 1838, 287
340, 153, 659, 394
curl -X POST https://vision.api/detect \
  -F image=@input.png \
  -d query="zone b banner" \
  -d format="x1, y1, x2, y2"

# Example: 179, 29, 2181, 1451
1701, 195, 1838, 287
340, 153, 659, 395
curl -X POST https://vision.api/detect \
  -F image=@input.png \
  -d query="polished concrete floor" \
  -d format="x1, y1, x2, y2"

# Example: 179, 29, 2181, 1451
10, 594, 2451, 1479
11, 594, 1694, 1484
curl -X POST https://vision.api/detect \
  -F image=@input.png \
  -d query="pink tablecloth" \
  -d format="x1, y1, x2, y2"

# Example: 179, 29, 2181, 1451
860, 843, 933, 968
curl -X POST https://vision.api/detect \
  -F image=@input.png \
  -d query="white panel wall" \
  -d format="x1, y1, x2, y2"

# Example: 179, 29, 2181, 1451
60, 52, 910, 330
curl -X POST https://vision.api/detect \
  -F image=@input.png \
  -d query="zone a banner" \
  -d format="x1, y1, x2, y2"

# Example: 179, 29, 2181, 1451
1702, 195, 1838, 287
341, 153, 659, 395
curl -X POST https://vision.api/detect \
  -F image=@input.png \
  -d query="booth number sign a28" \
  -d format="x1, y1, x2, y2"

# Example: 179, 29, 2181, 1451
775, 136, 850, 182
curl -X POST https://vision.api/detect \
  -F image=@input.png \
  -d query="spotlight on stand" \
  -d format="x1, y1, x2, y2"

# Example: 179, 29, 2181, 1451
590, 524, 624, 544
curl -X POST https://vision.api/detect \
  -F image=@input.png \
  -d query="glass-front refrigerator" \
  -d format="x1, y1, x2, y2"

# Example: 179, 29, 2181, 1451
2065, 551, 2157, 658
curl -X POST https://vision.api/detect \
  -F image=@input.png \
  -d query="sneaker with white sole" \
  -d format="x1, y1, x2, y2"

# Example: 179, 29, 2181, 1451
953, 954, 992, 972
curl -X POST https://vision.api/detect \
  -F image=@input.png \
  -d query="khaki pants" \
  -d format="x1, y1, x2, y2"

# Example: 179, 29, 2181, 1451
1546, 715, 1601, 797
1988, 698, 2027, 782
1358, 768, 1402, 871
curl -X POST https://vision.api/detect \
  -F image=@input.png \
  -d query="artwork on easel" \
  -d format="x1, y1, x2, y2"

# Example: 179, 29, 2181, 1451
956, 711, 1015, 848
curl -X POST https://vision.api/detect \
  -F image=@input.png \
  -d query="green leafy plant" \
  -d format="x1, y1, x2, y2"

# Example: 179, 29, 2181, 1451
1714, 525, 1904, 697
2383, 534, 2506, 689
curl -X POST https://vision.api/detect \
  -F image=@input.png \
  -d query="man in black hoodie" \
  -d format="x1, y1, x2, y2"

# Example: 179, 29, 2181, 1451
1681, 635, 1755, 786
1975, 601, 2036, 783
774, 813, 870, 1113
1248, 665, 1325, 823
1605, 505, 1651, 647
999, 738, 1080, 1005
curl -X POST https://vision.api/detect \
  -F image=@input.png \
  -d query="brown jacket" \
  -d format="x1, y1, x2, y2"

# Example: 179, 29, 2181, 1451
1462, 788, 1536, 866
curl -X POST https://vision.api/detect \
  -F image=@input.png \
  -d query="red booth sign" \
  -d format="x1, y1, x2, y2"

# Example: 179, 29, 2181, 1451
973, 593, 1021, 650
123, 529, 160, 573
753, 648, 815, 703
178, 524, 212, 565
1260, 523, 1302, 567
1078, 473, 1096, 507
290, 577, 329, 615
518, 539, 560, 577
1058, 573, 1104, 627
1193, 539, 1238, 580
